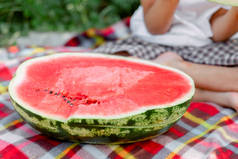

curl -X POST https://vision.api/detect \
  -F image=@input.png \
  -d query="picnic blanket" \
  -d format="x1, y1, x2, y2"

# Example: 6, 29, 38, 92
1, 19, 238, 159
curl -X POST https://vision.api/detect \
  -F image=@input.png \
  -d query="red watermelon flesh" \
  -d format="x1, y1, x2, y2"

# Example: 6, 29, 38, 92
12, 54, 193, 120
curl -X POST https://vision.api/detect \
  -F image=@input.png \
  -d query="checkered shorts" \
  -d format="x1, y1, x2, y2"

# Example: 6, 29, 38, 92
94, 36, 238, 66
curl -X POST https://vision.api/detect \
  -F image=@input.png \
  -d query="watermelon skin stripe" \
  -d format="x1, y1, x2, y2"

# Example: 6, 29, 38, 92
11, 97, 191, 144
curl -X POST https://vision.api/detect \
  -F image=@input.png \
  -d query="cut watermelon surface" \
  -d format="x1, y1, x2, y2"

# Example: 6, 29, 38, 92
9, 53, 195, 144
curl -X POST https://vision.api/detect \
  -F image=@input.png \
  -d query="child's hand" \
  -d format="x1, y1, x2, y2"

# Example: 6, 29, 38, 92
210, 6, 238, 42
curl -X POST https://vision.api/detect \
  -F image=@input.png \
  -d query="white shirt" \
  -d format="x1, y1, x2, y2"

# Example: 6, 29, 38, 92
130, 0, 238, 47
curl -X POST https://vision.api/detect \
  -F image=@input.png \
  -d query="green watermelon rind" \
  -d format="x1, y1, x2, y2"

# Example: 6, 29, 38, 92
208, 0, 238, 6
11, 97, 191, 144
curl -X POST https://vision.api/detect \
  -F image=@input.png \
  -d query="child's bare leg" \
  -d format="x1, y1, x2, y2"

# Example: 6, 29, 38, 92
193, 88, 238, 112
154, 52, 238, 92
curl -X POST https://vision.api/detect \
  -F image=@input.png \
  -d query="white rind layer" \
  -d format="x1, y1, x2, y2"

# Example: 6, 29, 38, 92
9, 53, 195, 122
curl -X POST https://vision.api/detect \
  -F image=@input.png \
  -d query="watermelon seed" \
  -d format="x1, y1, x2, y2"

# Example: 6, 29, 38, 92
86, 99, 98, 104
35, 89, 40, 92
39, 89, 100, 106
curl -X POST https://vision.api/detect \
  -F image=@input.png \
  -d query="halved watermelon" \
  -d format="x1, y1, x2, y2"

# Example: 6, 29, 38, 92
9, 53, 195, 144
208, 0, 238, 6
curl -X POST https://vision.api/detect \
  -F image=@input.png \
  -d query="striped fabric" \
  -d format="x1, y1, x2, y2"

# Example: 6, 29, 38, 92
1, 46, 238, 159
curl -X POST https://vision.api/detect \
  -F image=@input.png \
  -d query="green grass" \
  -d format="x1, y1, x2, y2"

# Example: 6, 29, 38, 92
0, 0, 139, 47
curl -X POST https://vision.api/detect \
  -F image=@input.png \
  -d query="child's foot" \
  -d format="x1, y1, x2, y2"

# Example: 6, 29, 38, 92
227, 92, 238, 112
153, 52, 185, 70
194, 88, 238, 112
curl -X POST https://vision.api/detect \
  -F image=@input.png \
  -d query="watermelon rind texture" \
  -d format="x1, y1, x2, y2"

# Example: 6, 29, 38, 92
11, 98, 191, 144
208, 0, 238, 6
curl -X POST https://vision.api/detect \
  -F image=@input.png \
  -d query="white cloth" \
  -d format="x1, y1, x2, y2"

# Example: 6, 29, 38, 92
130, 0, 238, 47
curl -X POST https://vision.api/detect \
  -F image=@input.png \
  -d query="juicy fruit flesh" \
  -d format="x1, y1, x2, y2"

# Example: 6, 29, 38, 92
15, 56, 192, 119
